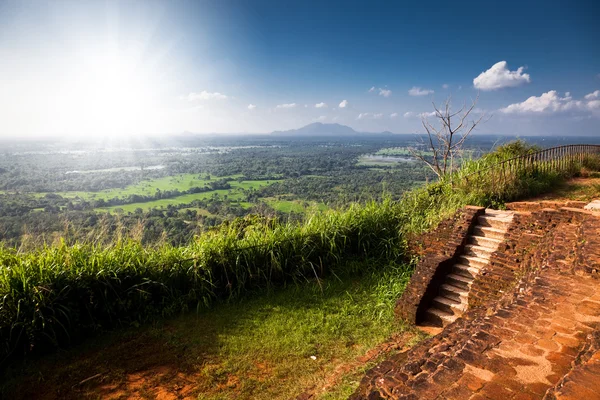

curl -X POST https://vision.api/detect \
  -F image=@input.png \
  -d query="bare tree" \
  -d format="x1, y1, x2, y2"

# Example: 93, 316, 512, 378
410, 94, 487, 179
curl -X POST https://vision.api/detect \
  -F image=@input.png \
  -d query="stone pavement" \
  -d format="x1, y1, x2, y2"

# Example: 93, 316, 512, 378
351, 205, 600, 400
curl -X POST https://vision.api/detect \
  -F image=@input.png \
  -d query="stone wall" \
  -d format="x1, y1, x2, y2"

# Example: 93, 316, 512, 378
395, 206, 485, 325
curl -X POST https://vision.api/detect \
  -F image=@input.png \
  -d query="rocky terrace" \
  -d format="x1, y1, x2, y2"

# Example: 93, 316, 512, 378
351, 201, 600, 400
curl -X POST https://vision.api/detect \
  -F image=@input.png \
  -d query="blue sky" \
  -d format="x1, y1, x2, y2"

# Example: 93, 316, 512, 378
0, 0, 599, 137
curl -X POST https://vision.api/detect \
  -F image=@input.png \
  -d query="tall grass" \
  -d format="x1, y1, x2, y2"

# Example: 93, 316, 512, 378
0, 200, 404, 360
397, 141, 596, 235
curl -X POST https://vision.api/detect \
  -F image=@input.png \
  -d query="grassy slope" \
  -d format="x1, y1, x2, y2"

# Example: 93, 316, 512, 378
1, 261, 421, 400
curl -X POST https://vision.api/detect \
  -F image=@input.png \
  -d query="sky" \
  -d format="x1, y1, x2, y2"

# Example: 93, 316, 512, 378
0, 0, 599, 138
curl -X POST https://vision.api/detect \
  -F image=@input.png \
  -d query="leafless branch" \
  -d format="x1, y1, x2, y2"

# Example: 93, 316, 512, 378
414, 92, 488, 179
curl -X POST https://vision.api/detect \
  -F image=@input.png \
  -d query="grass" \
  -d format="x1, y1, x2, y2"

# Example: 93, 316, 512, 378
0, 200, 405, 361
92, 179, 280, 212
96, 190, 241, 212
525, 173, 600, 202
264, 198, 329, 213
35, 174, 280, 203
1, 260, 419, 400
55, 174, 240, 200
395, 142, 597, 235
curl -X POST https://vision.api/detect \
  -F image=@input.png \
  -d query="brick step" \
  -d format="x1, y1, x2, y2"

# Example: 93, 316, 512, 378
484, 209, 515, 219
464, 244, 494, 259
477, 215, 512, 230
458, 255, 489, 269
431, 296, 467, 314
446, 273, 474, 290
422, 307, 458, 327
468, 235, 502, 249
452, 263, 481, 279
472, 225, 506, 240
439, 283, 469, 302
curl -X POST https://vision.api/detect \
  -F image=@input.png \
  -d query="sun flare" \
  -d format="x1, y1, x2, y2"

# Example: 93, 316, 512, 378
54, 51, 161, 137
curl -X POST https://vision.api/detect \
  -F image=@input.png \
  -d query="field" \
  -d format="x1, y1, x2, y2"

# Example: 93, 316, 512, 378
357, 155, 417, 166
264, 198, 328, 213
49, 174, 274, 200
93, 179, 281, 212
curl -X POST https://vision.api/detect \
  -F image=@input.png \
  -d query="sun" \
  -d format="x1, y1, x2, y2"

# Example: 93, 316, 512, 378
56, 51, 161, 137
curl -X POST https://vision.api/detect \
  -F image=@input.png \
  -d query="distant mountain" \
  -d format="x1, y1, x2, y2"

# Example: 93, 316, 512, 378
271, 123, 391, 137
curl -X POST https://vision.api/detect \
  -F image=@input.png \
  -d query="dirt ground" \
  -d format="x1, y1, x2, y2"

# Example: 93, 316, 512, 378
529, 174, 600, 202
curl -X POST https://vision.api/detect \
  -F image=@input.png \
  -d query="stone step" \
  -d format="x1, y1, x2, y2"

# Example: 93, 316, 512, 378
446, 273, 474, 290
484, 209, 514, 219
472, 225, 506, 240
464, 244, 494, 259
468, 235, 502, 249
477, 215, 512, 230
452, 263, 481, 279
432, 296, 467, 314
439, 283, 469, 302
458, 255, 489, 269
423, 307, 458, 327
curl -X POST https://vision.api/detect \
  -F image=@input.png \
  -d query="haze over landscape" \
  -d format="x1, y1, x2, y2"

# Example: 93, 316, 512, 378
0, 0, 599, 138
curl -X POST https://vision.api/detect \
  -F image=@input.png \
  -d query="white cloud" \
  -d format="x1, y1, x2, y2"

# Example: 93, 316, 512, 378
390, 112, 398, 118
378, 88, 392, 97
473, 61, 530, 91
404, 111, 436, 118
184, 91, 228, 101
408, 87, 434, 96
316, 115, 327, 121
276, 103, 297, 109
315, 102, 328, 108
500, 90, 600, 115
357, 112, 383, 119
584, 90, 600, 100
442, 84, 449, 89
368, 87, 392, 97
247, 104, 256, 110
339, 100, 348, 108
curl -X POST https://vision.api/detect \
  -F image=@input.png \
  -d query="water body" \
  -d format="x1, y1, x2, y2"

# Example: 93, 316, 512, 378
360, 155, 417, 163
65, 165, 165, 174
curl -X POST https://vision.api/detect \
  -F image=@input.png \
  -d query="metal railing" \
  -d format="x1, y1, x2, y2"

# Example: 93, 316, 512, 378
463, 144, 600, 190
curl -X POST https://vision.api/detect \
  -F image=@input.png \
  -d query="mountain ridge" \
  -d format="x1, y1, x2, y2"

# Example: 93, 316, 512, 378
271, 122, 394, 137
